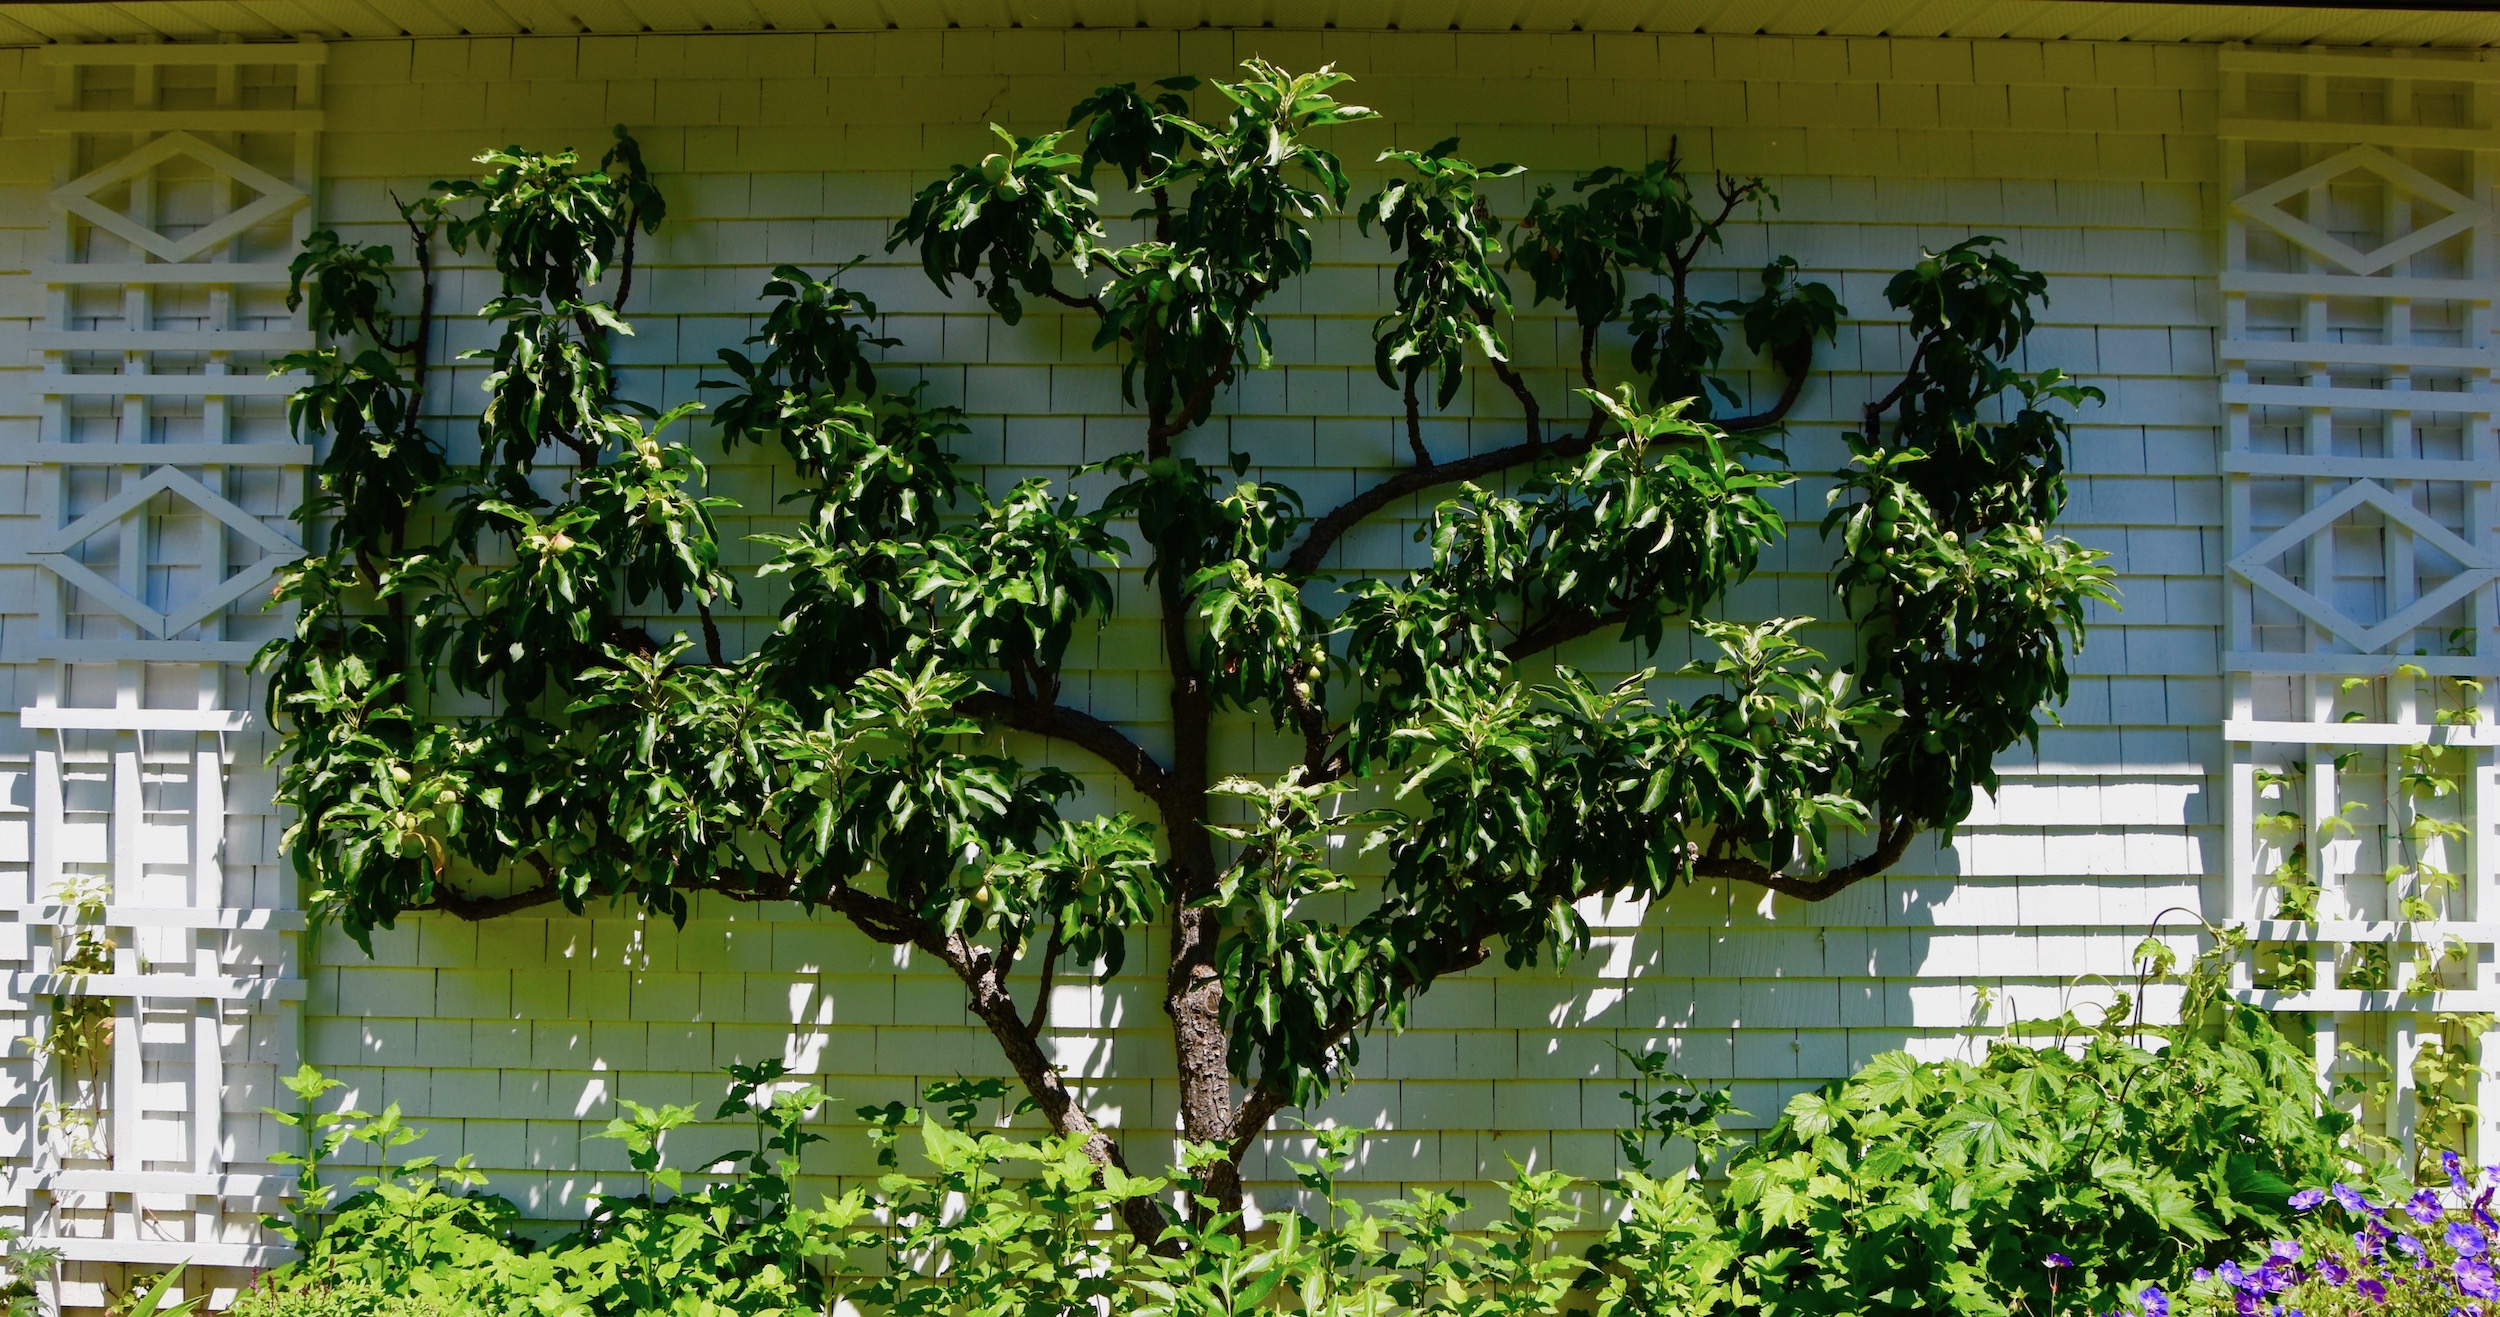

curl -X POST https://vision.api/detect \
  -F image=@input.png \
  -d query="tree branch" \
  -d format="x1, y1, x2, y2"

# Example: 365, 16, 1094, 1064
1401, 375, 1431, 467
1282, 432, 1600, 578
1227, 813, 1912, 1155
1229, 931, 1492, 1155
1284, 348, 1814, 580
1695, 818, 1918, 902
1504, 607, 1627, 663
1043, 284, 1110, 316
1147, 371, 1228, 446
427, 882, 562, 921
1714, 359, 1810, 436
924, 925, 1170, 1245
819, 880, 924, 944
1026, 929, 1065, 1035
958, 688, 1172, 806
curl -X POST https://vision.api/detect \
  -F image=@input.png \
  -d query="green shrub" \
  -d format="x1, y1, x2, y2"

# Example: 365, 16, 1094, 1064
256, 941, 2394, 1317
228, 1279, 476, 1317
1596, 933, 2400, 1317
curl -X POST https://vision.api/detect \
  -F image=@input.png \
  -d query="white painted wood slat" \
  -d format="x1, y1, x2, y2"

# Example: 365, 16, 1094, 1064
3, 37, 319, 1307
2219, 42, 2500, 1168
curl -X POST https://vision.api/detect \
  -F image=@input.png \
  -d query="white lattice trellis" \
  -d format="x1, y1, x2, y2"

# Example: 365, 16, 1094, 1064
2220, 44, 2500, 1163
2, 38, 322, 1313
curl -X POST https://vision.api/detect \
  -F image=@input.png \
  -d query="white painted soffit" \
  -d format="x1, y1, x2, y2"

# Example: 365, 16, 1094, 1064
0, 0, 2497, 48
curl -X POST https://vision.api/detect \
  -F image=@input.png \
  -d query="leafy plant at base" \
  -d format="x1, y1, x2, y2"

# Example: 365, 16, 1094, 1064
104, 1268, 205, 1317
256, 945, 2391, 1317
266, 1062, 491, 1259
265, 63, 2110, 1230
0, 1223, 58, 1317
1697, 926, 2402, 1317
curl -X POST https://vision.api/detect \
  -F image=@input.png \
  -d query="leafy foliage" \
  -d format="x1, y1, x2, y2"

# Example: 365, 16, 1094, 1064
266, 64, 2109, 1218
0, 1223, 56, 1317
1718, 978, 2381, 1316
256, 942, 2390, 1317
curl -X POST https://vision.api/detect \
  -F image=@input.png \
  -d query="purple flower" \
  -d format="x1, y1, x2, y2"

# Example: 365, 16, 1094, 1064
2361, 1279, 2391, 1305
2220, 1262, 2252, 1291
2453, 1222, 2490, 1258
2337, 1183, 2374, 1214
2271, 1240, 2305, 1263
2257, 1264, 2296, 1295
2047, 1253, 2075, 1269
2453, 1152, 2471, 1191
2399, 1234, 2428, 1260
2194, 1270, 2214, 1284
2292, 1188, 2329, 1212
2462, 1258, 2500, 1302
2234, 1293, 2257, 1317
2141, 1287, 2170, 1317
2415, 1192, 2449, 1226
2320, 1255, 2351, 1286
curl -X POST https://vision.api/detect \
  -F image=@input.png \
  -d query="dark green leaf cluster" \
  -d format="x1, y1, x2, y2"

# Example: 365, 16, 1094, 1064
265, 132, 742, 941
1360, 140, 1524, 412
892, 61, 1372, 430
1826, 236, 2116, 844
1509, 157, 1840, 420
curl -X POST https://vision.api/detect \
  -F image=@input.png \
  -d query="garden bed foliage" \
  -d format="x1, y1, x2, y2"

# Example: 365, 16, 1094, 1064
232, 941, 2388, 1317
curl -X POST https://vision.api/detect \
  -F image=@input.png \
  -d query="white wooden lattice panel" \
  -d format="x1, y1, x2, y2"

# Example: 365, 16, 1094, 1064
2219, 43, 2500, 1163
2, 39, 321, 1311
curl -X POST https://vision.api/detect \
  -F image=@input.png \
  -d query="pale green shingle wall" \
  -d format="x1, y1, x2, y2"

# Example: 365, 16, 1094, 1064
0, 27, 2223, 1214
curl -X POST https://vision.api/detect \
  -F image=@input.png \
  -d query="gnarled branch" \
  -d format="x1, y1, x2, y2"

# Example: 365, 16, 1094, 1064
958, 688, 1172, 806
1284, 358, 1811, 579
427, 882, 562, 921
923, 924, 1170, 1246
1696, 819, 1918, 902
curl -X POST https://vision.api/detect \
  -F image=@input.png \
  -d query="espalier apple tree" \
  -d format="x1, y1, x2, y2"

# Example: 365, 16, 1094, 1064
266, 64, 2109, 1234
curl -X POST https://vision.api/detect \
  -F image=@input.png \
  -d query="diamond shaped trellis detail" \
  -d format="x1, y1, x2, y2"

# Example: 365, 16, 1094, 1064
2232, 145, 2491, 276
32, 466, 304, 640
2229, 478, 2500, 654
52, 131, 306, 265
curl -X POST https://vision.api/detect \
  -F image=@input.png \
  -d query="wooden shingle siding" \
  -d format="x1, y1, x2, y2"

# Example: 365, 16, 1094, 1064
0, 26, 2241, 1221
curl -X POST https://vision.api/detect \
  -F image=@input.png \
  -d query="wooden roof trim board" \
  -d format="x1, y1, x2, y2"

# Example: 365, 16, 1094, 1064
0, 0, 2495, 46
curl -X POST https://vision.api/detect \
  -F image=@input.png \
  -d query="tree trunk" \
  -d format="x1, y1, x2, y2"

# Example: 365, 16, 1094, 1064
1167, 901, 1245, 1217
1155, 531, 1246, 1221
